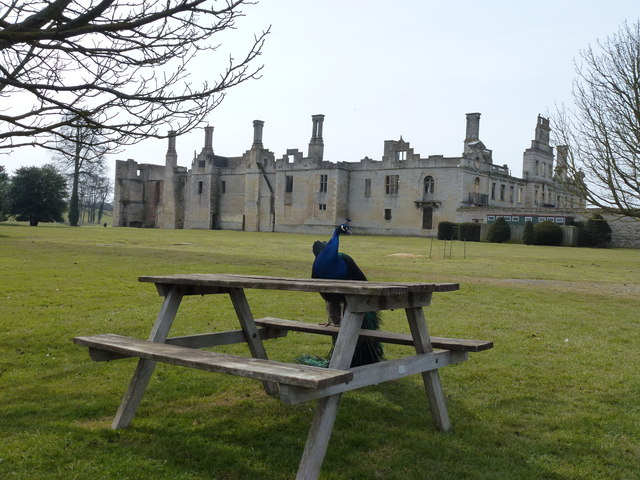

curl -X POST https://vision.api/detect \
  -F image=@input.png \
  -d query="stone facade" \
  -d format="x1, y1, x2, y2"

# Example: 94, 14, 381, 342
114, 113, 589, 237
607, 215, 640, 248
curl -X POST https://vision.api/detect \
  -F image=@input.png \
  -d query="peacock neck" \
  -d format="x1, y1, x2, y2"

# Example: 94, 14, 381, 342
324, 228, 340, 257
312, 227, 346, 279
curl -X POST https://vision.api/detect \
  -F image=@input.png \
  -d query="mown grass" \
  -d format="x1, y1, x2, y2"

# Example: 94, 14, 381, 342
1, 222, 639, 479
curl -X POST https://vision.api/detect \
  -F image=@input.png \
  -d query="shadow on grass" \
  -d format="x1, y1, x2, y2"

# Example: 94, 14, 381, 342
0, 371, 585, 480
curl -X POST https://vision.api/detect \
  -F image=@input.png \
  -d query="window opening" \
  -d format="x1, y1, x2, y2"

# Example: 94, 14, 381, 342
385, 175, 399, 195
364, 178, 371, 197
424, 176, 435, 194
422, 207, 433, 229
319, 174, 328, 193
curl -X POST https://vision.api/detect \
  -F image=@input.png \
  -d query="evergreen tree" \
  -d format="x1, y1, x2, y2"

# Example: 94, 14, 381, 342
522, 220, 535, 245
487, 217, 511, 243
533, 220, 563, 246
8, 165, 67, 226
584, 214, 612, 247
0, 166, 9, 221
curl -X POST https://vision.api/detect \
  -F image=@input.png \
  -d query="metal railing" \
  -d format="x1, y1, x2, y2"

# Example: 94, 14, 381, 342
466, 192, 489, 206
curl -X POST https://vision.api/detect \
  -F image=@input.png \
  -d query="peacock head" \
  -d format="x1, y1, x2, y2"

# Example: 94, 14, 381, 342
336, 219, 352, 235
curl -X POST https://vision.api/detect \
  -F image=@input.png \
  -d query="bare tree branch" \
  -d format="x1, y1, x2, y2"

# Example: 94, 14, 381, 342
0, 1, 268, 152
552, 20, 640, 219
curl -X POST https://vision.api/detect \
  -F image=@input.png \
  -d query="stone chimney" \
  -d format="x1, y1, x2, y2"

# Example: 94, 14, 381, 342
465, 113, 481, 142
308, 114, 325, 161
166, 130, 177, 168
252, 120, 264, 149
204, 126, 214, 152
167, 131, 176, 153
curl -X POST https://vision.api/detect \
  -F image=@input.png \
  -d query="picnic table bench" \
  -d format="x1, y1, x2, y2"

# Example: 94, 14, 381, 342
73, 273, 492, 480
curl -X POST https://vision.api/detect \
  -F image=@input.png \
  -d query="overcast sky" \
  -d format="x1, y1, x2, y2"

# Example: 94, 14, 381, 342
2, 0, 639, 179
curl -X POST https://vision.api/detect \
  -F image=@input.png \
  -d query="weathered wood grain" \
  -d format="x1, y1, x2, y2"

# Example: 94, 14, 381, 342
406, 306, 451, 432
280, 350, 469, 405
228, 287, 279, 395
138, 273, 459, 297
86, 327, 289, 361
111, 285, 183, 429
295, 305, 364, 480
73, 334, 352, 389
254, 317, 494, 352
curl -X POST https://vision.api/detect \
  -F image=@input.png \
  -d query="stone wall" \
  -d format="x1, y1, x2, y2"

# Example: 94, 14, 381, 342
605, 215, 640, 248
113, 159, 165, 228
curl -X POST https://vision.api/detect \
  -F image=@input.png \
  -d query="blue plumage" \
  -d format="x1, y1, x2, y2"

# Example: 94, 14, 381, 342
308, 222, 384, 367
312, 223, 352, 280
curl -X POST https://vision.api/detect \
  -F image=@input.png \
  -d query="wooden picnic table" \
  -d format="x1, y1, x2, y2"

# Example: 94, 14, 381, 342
74, 273, 492, 480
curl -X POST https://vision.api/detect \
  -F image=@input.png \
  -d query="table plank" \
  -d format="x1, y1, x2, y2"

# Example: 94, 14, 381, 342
74, 334, 353, 389
138, 273, 459, 296
254, 317, 494, 352
280, 350, 468, 405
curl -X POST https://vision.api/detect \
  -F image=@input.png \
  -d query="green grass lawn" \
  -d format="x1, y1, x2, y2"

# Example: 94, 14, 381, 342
1, 222, 638, 479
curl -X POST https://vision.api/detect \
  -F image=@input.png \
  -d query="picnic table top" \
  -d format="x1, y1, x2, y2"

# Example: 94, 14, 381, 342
138, 273, 460, 296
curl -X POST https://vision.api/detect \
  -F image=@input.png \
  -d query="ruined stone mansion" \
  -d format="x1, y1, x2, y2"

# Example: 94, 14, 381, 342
112, 113, 586, 236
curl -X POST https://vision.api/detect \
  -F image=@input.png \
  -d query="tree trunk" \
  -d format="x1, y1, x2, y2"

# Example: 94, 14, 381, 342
68, 129, 82, 226
69, 185, 79, 226
97, 199, 105, 223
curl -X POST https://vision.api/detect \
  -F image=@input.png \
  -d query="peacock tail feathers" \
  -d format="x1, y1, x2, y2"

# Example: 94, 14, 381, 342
308, 223, 383, 367
295, 311, 384, 369
295, 354, 330, 368
362, 311, 381, 330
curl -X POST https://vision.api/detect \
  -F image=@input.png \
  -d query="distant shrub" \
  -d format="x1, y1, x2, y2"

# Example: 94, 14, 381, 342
583, 214, 612, 248
486, 217, 511, 243
438, 221, 458, 240
533, 220, 563, 246
458, 222, 481, 242
522, 220, 535, 245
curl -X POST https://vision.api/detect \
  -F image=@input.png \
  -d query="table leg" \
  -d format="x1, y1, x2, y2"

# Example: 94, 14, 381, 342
228, 288, 278, 396
296, 305, 363, 480
405, 306, 451, 432
111, 286, 184, 429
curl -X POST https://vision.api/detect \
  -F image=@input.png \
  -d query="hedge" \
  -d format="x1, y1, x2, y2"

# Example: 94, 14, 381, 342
533, 220, 563, 246
486, 217, 511, 243
458, 222, 481, 242
437, 221, 458, 240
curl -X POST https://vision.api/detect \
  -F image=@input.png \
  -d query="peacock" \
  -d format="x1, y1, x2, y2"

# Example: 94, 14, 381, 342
301, 221, 384, 368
